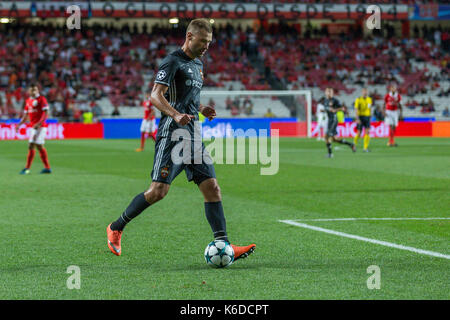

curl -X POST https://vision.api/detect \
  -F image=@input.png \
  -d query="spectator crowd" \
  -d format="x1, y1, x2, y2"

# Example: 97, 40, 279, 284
0, 19, 449, 120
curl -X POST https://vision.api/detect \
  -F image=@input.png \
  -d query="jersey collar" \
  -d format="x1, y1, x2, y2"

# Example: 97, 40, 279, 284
179, 48, 195, 61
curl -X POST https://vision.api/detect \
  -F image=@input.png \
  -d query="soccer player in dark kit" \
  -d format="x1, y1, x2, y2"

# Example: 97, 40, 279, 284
106, 19, 256, 262
323, 87, 356, 158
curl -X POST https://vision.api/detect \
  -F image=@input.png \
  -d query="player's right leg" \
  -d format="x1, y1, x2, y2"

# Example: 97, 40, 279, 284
317, 123, 324, 141
389, 125, 398, 147
108, 136, 182, 256
136, 120, 148, 152
149, 119, 157, 142
107, 182, 170, 256
354, 128, 361, 148
20, 142, 36, 174
363, 125, 371, 152
325, 135, 333, 158
385, 111, 398, 147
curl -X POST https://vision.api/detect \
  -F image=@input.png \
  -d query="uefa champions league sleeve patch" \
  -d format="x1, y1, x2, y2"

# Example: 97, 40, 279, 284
156, 70, 167, 81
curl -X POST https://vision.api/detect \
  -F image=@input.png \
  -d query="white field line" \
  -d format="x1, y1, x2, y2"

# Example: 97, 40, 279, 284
279, 220, 450, 260
291, 217, 450, 222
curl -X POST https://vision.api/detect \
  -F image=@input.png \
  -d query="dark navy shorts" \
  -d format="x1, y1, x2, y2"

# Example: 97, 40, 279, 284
327, 118, 338, 137
357, 116, 371, 131
151, 136, 216, 185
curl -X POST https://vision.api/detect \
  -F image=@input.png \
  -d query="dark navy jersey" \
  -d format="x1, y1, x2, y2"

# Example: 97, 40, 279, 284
323, 97, 341, 122
154, 48, 204, 140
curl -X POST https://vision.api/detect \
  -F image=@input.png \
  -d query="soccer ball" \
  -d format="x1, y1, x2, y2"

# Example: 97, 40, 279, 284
204, 240, 234, 268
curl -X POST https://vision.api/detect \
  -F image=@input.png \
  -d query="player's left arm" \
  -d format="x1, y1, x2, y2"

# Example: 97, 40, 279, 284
34, 97, 49, 129
331, 100, 346, 113
398, 95, 403, 120
33, 110, 48, 129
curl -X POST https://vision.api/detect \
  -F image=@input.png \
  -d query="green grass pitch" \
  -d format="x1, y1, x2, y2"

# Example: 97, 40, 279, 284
0, 137, 449, 299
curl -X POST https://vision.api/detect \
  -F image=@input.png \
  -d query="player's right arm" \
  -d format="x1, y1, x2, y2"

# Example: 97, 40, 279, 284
150, 84, 193, 126
15, 105, 28, 133
354, 98, 361, 124
330, 100, 345, 113
383, 94, 388, 117
151, 55, 194, 126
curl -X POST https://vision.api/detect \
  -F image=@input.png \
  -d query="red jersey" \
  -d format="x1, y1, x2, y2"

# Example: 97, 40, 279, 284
25, 95, 49, 128
384, 92, 401, 111
143, 100, 155, 120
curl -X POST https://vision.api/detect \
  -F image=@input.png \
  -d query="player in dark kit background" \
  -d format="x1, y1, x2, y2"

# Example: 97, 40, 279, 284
106, 19, 256, 261
323, 87, 356, 158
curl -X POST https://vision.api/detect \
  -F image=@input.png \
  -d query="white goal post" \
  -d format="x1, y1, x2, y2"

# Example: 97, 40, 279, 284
200, 90, 313, 137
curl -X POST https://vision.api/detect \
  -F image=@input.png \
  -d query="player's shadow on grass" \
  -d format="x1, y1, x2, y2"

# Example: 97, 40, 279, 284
122, 257, 268, 271
136, 259, 314, 272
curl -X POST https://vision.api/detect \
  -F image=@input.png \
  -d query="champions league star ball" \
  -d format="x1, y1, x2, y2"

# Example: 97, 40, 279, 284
204, 240, 234, 268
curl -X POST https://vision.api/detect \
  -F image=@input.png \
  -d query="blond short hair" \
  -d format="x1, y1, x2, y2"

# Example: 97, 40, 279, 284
187, 19, 212, 35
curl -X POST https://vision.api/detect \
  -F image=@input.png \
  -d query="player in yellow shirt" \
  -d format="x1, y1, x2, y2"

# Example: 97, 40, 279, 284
354, 88, 373, 152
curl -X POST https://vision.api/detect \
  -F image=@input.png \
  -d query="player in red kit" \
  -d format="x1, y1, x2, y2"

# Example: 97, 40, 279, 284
383, 84, 403, 147
136, 92, 157, 152
15, 84, 52, 174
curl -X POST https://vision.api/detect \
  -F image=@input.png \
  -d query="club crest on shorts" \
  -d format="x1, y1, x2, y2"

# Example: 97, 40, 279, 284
161, 166, 169, 178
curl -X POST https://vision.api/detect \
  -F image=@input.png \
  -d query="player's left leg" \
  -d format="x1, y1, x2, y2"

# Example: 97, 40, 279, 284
136, 120, 149, 152
332, 136, 356, 152
354, 130, 361, 148
150, 130, 156, 142
354, 131, 360, 145
198, 177, 226, 240
363, 127, 371, 152
198, 177, 256, 261
36, 144, 51, 173
389, 125, 398, 147
192, 143, 255, 261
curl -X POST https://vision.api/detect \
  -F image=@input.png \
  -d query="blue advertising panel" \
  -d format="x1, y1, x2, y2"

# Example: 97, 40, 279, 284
101, 118, 297, 139
410, 4, 450, 20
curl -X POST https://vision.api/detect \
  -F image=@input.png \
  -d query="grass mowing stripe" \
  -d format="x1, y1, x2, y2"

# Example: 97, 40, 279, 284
279, 220, 450, 260
1, 138, 449, 299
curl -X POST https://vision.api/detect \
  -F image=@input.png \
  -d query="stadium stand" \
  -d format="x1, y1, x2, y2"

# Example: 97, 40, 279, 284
1, 1, 448, 3
0, 20, 449, 120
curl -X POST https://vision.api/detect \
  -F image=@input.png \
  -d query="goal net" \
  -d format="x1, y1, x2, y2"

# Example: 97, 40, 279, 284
200, 90, 313, 137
